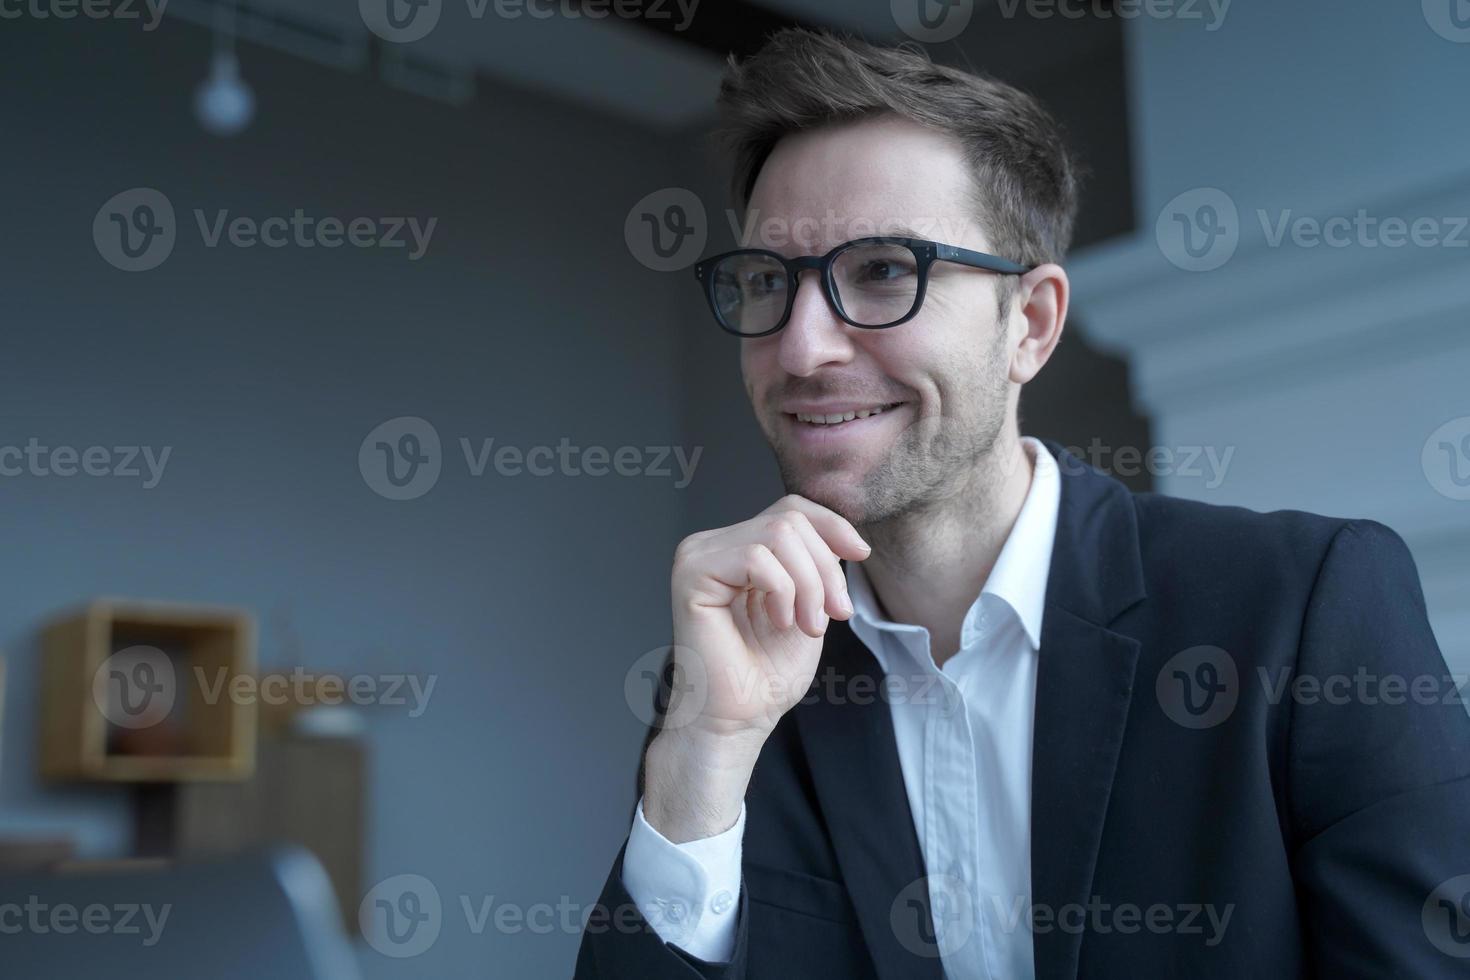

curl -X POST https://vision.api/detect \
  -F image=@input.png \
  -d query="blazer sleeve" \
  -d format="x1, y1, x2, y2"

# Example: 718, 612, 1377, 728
1287, 519, 1470, 977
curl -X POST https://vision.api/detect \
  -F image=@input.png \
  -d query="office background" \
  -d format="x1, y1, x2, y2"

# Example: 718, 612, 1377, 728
1, 1, 1467, 976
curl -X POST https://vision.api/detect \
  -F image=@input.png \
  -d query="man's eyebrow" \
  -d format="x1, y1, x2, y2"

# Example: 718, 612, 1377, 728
760, 226, 930, 255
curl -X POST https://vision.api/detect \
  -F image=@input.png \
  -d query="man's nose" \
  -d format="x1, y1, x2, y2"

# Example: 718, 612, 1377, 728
777, 271, 854, 377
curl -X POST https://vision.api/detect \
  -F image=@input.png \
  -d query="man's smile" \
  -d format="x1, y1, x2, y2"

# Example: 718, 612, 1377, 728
780, 400, 912, 448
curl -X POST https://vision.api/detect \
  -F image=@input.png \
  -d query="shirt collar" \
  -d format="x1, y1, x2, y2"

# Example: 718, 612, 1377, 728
844, 435, 1060, 658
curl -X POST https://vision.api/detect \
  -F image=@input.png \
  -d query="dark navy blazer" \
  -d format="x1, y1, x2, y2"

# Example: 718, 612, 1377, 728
575, 440, 1470, 979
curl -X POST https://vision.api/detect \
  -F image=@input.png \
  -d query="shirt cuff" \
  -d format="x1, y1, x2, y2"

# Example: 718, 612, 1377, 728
620, 795, 745, 963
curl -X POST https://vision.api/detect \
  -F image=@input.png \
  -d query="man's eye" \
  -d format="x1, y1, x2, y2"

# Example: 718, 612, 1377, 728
857, 259, 913, 282
744, 271, 786, 295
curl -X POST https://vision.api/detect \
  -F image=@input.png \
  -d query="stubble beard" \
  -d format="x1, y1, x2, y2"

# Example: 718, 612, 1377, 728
767, 335, 1012, 533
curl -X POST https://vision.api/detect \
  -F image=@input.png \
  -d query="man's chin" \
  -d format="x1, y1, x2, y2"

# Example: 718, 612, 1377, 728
778, 468, 873, 525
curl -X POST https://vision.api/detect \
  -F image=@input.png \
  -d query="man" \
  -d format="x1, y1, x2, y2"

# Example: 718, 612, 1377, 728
575, 27, 1470, 980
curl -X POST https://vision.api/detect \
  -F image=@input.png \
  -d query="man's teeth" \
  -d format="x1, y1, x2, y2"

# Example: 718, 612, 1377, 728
795, 404, 894, 425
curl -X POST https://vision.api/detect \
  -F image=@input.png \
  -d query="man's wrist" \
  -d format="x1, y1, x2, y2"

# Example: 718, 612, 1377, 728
642, 727, 765, 843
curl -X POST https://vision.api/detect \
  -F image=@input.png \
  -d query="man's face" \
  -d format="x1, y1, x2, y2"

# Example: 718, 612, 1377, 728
740, 114, 1017, 527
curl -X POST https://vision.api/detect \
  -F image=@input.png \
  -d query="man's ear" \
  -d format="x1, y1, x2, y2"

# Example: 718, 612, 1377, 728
1008, 262, 1069, 385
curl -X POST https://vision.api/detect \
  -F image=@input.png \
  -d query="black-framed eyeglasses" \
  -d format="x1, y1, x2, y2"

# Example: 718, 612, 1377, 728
693, 236, 1034, 338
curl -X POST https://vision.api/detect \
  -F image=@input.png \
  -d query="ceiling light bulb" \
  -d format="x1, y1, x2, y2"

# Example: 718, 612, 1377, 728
195, 51, 255, 137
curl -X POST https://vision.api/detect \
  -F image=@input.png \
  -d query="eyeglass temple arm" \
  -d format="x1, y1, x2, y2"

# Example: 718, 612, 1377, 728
933, 242, 1034, 275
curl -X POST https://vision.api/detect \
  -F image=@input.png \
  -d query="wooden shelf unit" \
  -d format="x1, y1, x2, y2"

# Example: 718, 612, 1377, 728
40, 599, 257, 783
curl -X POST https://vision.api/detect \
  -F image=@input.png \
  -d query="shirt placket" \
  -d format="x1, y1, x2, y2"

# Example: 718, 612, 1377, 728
923, 662, 996, 979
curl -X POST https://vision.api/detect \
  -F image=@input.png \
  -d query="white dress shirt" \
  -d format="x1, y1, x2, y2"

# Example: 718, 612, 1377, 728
622, 436, 1061, 977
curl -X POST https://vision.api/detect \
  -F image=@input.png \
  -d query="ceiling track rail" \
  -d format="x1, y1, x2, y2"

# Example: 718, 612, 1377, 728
164, 0, 480, 106
166, 0, 368, 72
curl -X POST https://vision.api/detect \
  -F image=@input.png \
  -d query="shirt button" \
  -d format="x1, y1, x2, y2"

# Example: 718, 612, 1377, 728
710, 890, 734, 915
665, 899, 687, 923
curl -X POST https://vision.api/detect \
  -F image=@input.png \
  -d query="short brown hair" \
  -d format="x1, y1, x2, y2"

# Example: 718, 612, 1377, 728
712, 28, 1082, 268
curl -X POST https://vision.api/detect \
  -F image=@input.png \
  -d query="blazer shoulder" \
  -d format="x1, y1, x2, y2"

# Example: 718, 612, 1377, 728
1125, 490, 1412, 591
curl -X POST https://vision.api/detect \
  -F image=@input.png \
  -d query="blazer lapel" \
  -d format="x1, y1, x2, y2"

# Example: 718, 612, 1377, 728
1029, 441, 1147, 980
795, 621, 947, 980
792, 441, 1146, 980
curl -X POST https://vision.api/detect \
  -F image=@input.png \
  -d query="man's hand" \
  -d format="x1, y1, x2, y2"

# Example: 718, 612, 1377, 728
642, 495, 870, 843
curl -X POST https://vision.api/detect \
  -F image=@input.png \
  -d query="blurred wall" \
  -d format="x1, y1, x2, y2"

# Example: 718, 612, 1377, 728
0, 15, 696, 978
